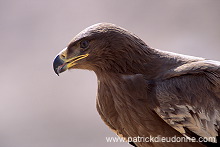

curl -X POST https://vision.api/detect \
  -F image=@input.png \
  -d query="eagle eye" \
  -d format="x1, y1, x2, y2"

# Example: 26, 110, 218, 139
80, 40, 89, 49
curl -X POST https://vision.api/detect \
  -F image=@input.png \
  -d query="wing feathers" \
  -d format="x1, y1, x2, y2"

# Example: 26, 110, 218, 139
154, 60, 220, 142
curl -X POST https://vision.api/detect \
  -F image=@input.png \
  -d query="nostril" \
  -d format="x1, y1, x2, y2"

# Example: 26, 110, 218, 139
61, 54, 66, 59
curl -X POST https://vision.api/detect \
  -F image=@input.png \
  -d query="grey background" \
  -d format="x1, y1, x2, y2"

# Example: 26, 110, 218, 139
1, 0, 220, 147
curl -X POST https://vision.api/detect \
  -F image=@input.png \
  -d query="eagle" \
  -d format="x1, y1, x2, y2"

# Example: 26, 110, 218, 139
53, 23, 220, 147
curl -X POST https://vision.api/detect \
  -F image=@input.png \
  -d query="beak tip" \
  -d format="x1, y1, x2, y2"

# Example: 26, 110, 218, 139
55, 70, 60, 76
53, 55, 65, 76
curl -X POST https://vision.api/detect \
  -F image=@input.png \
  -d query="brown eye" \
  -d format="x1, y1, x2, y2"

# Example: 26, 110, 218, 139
80, 40, 89, 49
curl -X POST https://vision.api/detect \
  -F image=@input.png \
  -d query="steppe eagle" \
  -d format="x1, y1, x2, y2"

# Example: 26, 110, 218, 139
53, 23, 220, 147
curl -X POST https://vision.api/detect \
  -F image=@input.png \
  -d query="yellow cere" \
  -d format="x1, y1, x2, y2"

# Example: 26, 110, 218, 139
66, 54, 89, 68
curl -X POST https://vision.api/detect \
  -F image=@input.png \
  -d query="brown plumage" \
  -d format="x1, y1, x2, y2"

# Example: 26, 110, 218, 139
53, 23, 220, 147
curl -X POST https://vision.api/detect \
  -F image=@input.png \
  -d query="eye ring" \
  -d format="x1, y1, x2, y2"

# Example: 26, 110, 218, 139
80, 40, 89, 49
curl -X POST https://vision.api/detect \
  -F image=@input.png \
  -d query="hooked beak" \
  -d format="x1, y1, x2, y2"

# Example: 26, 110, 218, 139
53, 48, 89, 76
53, 55, 67, 76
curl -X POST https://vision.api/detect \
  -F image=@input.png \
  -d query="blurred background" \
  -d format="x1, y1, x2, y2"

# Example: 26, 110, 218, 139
1, 0, 220, 147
